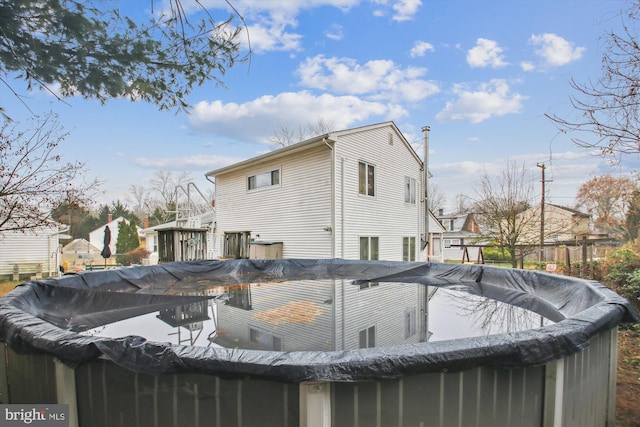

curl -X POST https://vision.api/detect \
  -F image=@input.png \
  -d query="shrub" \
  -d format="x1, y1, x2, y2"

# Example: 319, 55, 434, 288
603, 244, 640, 315
117, 248, 150, 266
483, 246, 512, 262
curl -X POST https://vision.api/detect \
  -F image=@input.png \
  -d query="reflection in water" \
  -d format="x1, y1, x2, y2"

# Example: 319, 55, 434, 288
80, 280, 555, 351
428, 287, 553, 341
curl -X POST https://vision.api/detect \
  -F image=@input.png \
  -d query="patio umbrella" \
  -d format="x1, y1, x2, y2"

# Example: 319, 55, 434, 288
100, 226, 111, 265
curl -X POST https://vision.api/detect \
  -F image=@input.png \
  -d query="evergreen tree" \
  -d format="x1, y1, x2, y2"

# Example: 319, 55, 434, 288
115, 220, 139, 264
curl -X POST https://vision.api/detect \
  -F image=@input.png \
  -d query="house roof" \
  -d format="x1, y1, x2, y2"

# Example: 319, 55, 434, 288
547, 203, 589, 217
205, 121, 423, 177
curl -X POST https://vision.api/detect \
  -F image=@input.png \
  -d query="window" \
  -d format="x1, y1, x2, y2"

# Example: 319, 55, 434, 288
248, 169, 280, 190
444, 239, 460, 249
360, 236, 379, 260
404, 308, 417, 338
403, 237, 416, 261
358, 161, 375, 196
359, 326, 376, 348
404, 177, 416, 204
249, 327, 283, 350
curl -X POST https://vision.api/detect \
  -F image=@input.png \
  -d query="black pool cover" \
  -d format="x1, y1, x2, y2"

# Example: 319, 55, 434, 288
0, 259, 637, 382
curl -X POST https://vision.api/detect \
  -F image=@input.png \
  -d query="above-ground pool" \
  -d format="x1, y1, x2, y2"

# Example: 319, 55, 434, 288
0, 259, 637, 427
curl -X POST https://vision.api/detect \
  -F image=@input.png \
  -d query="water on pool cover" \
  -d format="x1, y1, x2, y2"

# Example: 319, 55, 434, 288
79, 279, 554, 350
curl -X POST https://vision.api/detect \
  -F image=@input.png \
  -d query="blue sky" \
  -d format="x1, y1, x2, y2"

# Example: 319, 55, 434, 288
3, 0, 637, 212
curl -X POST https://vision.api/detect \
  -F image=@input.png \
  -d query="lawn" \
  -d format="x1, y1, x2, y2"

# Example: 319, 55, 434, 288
0, 278, 637, 424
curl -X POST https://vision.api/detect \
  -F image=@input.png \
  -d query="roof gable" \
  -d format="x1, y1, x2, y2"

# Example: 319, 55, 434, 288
206, 121, 423, 177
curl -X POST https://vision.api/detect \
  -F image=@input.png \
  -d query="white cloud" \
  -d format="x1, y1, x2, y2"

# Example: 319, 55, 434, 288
134, 154, 246, 170
297, 55, 440, 102
435, 79, 526, 123
392, 0, 422, 21
529, 33, 585, 67
239, 14, 303, 52
325, 23, 344, 40
467, 38, 508, 68
410, 40, 435, 58
189, 91, 404, 144
520, 61, 535, 72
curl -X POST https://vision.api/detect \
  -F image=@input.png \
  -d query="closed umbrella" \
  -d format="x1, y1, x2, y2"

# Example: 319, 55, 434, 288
101, 226, 111, 267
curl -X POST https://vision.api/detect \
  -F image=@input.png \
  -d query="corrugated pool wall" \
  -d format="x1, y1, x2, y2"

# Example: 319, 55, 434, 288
0, 327, 617, 427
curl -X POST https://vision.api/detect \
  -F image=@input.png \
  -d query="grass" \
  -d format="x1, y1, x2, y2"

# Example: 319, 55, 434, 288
0, 281, 20, 296
0, 278, 637, 423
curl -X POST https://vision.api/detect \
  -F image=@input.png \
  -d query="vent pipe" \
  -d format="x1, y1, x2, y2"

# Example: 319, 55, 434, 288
422, 126, 430, 254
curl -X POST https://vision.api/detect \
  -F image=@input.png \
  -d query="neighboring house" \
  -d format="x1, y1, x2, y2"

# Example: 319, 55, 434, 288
435, 210, 483, 262
88, 215, 143, 265
0, 225, 65, 280
144, 211, 217, 264
427, 210, 446, 262
61, 238, 102, 272
205, 121, 427, 262
517, 203, 591, 244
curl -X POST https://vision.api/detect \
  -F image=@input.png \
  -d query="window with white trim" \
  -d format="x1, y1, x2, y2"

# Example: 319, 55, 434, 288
403, 236, 416, 261
359, 325, 376, 348
360, 236, 379, 260
358, 161, 375, 196
404, 176, 416, 204
247, 169, 280, 190
405, 308, 417, 338
444, 239, 460, 249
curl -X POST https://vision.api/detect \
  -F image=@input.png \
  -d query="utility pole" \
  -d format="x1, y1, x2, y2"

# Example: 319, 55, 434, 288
536, 163, 546, 263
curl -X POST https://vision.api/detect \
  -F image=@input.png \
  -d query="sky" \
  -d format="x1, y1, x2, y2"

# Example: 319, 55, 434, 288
3, 0, 639, 213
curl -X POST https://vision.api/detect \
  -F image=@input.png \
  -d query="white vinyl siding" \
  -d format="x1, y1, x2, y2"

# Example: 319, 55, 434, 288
0, 228, 59, 278
333, 125, 423, 261
215, 145, 333, 259
212, 122, 425, 262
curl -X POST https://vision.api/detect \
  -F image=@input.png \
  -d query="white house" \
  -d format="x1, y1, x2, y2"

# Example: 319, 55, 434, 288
435, 210, 483, 262
205, 121, 428, 262
88, 216, 143, 264
0, 225, 65, 280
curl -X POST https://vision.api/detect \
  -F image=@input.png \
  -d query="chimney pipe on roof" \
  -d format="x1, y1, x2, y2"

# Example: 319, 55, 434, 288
422, 126, 430, 255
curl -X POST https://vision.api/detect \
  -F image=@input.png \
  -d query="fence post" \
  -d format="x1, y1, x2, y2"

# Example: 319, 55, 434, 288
581, 236, 587, 278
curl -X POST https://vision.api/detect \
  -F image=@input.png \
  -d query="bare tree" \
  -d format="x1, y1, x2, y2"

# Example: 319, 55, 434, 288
127, 184, 150, 223
546, 1, 640, 159
427, 182, 446, 214
0, 114, 99, 233
472, 162, 537, 268
269, 118, 334, 147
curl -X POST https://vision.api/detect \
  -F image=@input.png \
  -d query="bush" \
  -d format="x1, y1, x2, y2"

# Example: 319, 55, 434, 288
603, 244, 640, 315
483, 246, 512, 262
117, 248, 150, 266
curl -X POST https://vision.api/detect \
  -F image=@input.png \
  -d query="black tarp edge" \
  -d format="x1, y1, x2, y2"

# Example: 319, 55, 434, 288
0, 259, 637, 383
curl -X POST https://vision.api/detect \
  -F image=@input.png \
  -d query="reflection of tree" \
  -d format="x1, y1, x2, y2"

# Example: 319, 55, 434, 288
440, 287, 546, 335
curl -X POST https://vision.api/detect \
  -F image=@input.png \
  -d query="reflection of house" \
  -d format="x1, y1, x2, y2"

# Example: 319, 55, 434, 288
517, 204, 590, 244
206, 122, 427, 261
212, 280, 431, 352
0, 226, 65, 280
435, 210, 482, 262
61, 238, 102, 272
